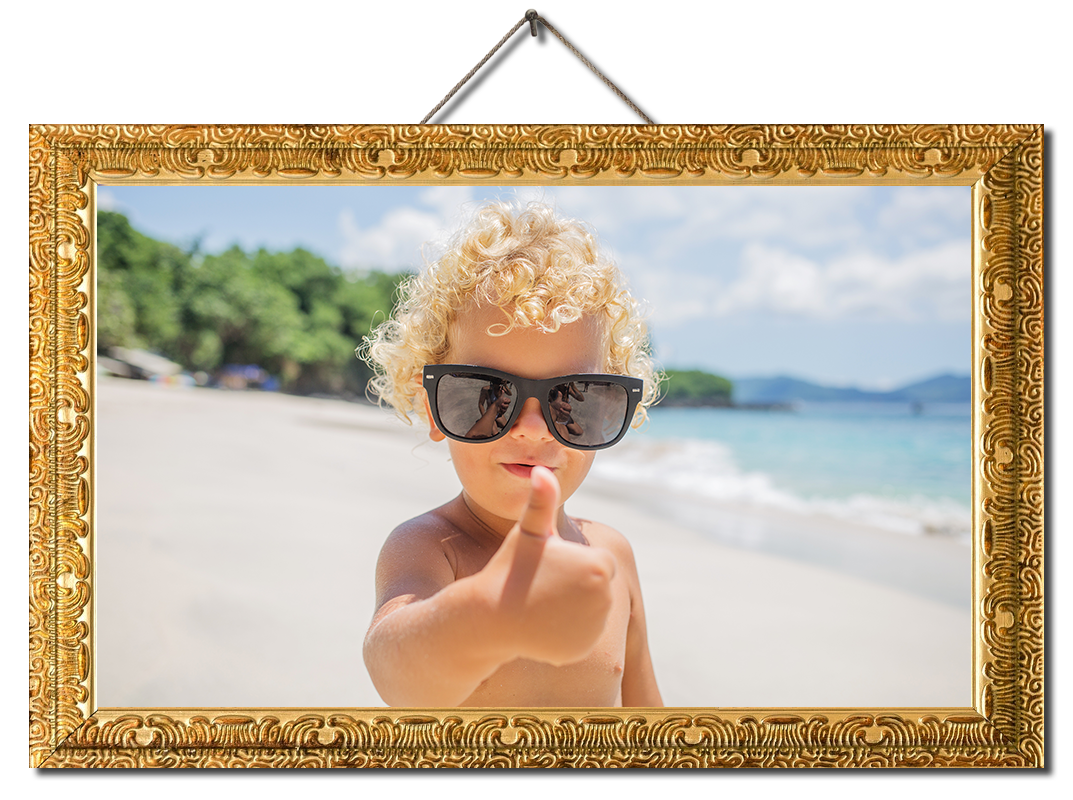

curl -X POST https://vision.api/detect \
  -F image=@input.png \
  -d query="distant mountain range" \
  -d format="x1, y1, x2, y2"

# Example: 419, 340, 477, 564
731, 373, 971, 405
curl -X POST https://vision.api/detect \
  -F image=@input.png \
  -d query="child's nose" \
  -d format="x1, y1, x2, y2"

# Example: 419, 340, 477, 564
511, 397, 553, 441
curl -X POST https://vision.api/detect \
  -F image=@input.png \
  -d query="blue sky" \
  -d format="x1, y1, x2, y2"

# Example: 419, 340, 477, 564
99, 184, 970, 389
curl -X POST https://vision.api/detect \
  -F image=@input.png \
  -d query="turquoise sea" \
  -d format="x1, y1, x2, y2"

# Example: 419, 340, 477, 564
592, 402, 971, 539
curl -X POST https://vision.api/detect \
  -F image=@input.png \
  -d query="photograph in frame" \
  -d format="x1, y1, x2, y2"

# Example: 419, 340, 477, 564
91, 181, 972, 711
28, 124, 1044, 767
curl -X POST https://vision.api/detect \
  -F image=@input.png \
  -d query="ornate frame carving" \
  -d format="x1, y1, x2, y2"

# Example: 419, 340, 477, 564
29, 124, 1044, 768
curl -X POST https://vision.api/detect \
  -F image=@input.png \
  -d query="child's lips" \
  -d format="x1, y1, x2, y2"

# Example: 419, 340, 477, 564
502, 462, 550, 479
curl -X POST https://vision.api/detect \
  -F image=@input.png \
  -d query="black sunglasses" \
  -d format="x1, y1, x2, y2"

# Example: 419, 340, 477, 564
423, 364, 643, 451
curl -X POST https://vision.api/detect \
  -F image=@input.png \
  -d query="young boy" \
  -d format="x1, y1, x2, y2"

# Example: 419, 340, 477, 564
362, 201, 663, 708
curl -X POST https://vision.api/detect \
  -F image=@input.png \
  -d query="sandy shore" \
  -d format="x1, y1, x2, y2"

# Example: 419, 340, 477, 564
96, 377, 971, 709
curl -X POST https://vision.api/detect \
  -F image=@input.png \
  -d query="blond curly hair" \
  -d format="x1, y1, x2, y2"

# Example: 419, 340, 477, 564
361, 201, 661, 426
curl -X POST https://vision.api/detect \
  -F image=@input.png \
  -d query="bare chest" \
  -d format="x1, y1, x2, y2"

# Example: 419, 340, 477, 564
447, 534, 631, 707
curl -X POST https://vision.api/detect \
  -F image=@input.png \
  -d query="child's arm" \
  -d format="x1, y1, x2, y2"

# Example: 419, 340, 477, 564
607, 535, 663, 707
364, 467, 616, 706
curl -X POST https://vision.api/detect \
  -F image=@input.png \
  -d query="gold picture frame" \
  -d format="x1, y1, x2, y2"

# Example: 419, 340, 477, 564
29, 124, 1044, 768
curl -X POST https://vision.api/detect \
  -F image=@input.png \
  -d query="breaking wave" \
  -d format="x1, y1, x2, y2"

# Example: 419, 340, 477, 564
590, 436, 971, 540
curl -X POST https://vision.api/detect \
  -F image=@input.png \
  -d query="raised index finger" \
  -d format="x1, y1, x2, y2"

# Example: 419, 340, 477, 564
518, 466, 560, 538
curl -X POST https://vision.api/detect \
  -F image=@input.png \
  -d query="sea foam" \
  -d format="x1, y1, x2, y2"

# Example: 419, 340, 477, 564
590, 436, 971, 540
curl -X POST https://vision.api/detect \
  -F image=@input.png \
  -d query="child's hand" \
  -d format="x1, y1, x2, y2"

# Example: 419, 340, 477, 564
483, 466, 616, 667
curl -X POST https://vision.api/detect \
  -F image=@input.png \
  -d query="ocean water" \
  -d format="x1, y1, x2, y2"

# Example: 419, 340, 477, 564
592, 402, 972, 539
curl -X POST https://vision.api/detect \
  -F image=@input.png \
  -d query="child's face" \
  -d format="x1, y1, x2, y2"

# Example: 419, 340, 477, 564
429, 304, 605, 532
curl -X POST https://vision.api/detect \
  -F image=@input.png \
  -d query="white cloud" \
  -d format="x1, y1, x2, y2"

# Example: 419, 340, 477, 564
878, 187, 969, 243
544, 186, 968, 270
338, 207, 433, 269
633, 270, 724, 327
336, 187, 476, 270
418, 186, 476, 221
510, 186, 557, 209
553, 187, 688, 234
97, 189, 121, 212
549, 186, 874, 251
716, 241, 971, 322
718, 246, 828, 317
334, 186, 970, 325
678, 187, 871, 250
635, 238, 969, 327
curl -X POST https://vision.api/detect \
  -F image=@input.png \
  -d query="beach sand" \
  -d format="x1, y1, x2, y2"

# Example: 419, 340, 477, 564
96, 377, 971, 709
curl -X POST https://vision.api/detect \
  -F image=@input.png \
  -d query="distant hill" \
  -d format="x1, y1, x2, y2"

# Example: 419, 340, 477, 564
883, 373, 972, 403
659, 369, 733, 407
732, 373, 971, 404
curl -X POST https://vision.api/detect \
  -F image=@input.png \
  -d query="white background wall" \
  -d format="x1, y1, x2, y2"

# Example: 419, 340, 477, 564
18, 4, 1055, 793
414, 7, 656, 123
409, 11, 532, 122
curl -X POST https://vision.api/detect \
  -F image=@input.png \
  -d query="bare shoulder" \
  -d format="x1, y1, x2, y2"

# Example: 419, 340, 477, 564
572, 517, 641, 582
373, 503, 464, 609
381, 504, 460, 554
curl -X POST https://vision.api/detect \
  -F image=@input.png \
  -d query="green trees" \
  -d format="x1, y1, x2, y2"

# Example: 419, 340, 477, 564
96, 211, 406, 397
96, 211, 188, 352
660, 369, 734, 407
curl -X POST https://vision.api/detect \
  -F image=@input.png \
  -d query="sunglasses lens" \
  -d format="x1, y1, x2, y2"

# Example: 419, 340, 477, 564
436, 372, 519, 440
547, 380, 630, 447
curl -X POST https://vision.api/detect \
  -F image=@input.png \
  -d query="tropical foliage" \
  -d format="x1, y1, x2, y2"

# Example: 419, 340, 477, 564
659, 368, 734, 406
96, 211, 406, 397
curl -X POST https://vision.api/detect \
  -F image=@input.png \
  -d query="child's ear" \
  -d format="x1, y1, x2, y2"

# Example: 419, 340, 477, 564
423, 394, 446, 442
